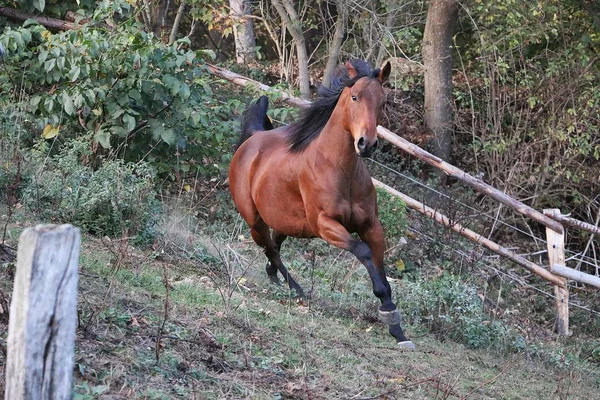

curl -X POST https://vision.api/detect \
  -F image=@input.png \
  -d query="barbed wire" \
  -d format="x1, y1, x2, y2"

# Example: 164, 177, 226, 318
367, 157, 599, 275
409, 226, 600, 317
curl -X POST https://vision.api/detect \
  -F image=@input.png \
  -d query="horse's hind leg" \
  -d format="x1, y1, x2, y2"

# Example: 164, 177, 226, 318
250, 221, 306, 300
265, 231, 286, 284
270, 230, 306, 299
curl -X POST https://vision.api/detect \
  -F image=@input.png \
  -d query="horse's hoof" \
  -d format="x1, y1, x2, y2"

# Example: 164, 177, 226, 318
397, 340, 415, 350
268, 275, 282, 285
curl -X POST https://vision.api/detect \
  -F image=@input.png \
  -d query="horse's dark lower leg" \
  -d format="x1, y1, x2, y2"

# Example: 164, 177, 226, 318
357, 222, 414, 349
350, 241, 413, 348
269, 231, 306, 300
265, 230, 287, 284
250, 222, 306, 300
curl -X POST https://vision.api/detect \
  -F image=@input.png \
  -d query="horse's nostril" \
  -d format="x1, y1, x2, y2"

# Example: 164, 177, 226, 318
357, 136, 366, 150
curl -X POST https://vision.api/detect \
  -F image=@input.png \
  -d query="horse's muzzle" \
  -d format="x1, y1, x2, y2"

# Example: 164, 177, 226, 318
356, 136, 378, 157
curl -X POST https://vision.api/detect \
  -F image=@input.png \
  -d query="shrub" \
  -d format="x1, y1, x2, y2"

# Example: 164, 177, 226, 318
22, 138, 159, 240
376, 187, 407, 242
397, 273, 515, 349
0, 2, 241, 179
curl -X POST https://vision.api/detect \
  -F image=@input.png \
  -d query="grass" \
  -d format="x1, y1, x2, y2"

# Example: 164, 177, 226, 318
1, 201, 600, 399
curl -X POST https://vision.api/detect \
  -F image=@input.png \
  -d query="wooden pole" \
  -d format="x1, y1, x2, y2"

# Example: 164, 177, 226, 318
551, 264, 600, 288
205, 63, 312, 109
373, 178, 565, 287
543, 209, 569, 335
376, 126, 564, 234
5, 224, 81, 400
545, 212, 600, 235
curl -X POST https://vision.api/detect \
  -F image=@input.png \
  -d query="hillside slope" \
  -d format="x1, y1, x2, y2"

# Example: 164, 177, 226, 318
1, 210, 599, 399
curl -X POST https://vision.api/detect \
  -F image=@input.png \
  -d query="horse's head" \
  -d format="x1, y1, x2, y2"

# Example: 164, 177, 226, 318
343, 61, 390, 157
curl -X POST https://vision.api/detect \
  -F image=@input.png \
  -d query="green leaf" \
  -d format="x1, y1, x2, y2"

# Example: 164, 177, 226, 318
23, 19, 40, 27
61, 91, 75, 116
128, 89, 141, 102
69, 65, 81, 82
20, 29, 32, 43
43, 96, 54, 112
95, 129, 111, 148
33, 0, 45, 12
38, 50, 48, 63
178, 83, 191, 100
73, 94, 85, 108
160, 128, 177, 145
44, 58, 56, 72
123, 114, 136, 132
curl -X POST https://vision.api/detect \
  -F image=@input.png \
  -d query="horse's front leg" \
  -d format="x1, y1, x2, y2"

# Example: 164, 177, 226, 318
317, 214, 414, 348
359, 220, 414, 349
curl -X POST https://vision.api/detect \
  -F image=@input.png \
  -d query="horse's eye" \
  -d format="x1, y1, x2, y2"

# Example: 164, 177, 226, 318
351, 95, 357, 102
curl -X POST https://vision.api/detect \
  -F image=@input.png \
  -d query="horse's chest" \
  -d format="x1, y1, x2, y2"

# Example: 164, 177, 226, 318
335, 199, 368, 231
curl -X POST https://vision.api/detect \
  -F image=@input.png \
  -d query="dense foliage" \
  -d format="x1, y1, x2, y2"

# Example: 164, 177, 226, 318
0, 2, 241, 180
460, 0, 600, 212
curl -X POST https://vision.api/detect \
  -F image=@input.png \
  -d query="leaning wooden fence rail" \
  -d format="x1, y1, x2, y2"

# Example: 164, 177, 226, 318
207, 64, 600, 335
5, 224, 80, 400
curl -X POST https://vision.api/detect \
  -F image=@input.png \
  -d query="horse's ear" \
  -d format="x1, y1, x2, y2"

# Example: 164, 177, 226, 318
378, 61, 391, 83
345, 61, 358, 78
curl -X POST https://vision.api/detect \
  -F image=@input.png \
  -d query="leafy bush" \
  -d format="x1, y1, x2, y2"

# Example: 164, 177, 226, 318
397, 273, 515, 349
22, 138, 159, 240
0, 2, 242, 178
376, 187, 407, 242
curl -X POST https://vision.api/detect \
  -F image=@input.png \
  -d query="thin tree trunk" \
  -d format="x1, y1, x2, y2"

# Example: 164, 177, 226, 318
422, 0, 458, 165
321, 0, 347, 89
168, 0, 186, 45
271, 0, 311, 99
230, 0, 257, 63
161, 0, 172, 28
376, 0, 398, 66
141, 0, 154, 33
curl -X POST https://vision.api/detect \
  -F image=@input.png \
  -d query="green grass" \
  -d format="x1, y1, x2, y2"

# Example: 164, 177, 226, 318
1, 203, 600, 399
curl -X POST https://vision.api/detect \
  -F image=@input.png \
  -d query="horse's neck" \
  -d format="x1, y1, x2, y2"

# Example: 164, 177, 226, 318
310, 107, 360, 172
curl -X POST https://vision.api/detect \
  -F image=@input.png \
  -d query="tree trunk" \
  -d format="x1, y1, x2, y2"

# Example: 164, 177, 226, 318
168, 0, 186, 45
422, 0, 458, 164
271, 0, 311, 99
321, 0, 347, 89
376, 0, 398, 66
230, 0, 257, 63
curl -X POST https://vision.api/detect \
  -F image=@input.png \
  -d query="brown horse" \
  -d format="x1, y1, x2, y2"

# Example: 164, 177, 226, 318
229, 60, 414, 348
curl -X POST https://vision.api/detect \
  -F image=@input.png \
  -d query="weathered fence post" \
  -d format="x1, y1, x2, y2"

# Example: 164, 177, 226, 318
543, 209, 569, 336
5, 224, 80, 400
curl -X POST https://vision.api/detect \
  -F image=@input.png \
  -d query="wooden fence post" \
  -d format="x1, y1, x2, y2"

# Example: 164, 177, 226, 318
543, 209, 569, 336
5, 224, 80, 400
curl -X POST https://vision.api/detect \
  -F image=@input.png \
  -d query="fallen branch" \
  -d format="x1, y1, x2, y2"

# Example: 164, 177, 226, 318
0, 7, 79, 31
546, 212, 600, 235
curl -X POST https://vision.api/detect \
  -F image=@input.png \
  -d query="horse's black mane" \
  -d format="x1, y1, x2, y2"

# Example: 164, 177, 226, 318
288, 59, 381, 153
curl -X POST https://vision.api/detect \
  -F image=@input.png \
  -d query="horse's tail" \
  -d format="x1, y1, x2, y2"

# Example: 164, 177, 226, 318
237, 95, 273, 149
